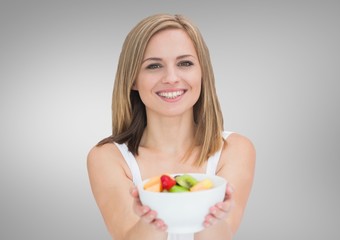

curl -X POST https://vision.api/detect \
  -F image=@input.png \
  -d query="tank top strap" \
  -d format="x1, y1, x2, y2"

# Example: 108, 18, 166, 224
114, 142, 143, 185
205, 131, 234, 175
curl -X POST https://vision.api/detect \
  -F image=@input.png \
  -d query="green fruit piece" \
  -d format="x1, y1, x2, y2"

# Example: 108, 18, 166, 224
169, 185, 190, 193
175, 174, 198, 189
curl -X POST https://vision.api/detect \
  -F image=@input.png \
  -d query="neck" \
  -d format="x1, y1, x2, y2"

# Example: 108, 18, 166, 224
140, 114, 196, 155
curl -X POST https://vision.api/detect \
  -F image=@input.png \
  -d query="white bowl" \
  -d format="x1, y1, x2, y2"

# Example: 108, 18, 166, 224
137, 173, 227, 233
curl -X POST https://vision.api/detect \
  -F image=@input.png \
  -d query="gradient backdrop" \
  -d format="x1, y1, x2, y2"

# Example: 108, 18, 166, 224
1, 0, 339, 239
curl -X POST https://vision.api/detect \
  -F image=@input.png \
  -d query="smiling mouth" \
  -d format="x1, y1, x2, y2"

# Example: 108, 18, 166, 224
157, 90, 185, 99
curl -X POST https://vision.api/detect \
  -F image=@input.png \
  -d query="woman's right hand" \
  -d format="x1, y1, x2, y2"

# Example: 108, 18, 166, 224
130, 186, 168, 232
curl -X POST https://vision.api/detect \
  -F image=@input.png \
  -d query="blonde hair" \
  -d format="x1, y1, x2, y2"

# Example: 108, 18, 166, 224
98, 14, 224, 166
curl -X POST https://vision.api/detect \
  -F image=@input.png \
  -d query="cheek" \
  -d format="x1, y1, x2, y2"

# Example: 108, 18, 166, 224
134, 79, 154, 103
134, 75, 148, 92
188, 77, 202, 104
195, 83, 202, 101
135, 71, 158, 89
192, 74, 202, 93
135, 80, 154, 94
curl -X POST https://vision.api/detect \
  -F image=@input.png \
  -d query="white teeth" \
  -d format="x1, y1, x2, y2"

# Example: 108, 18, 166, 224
158, 90, 184, 99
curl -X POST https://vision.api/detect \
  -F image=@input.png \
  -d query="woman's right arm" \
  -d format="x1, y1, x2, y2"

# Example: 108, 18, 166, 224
87, 143, 167, 240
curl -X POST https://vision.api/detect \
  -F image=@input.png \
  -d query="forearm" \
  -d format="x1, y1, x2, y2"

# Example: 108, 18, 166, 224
194, 222, 233, 240
124, 219, 167, 240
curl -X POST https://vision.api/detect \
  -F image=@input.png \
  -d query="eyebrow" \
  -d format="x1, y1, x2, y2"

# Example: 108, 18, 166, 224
142, 54, 195, 63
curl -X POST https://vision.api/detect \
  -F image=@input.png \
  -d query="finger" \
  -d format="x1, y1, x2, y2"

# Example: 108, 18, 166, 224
209, 206, 228, 220
130, 186, 139, 198
130, 186, 142, 207
218, 200, 235, 213
216, 201, 232, 211
203, 214, 217, 227
130, 187, 167, 231
210, 198, 235, 220
130, 187, 150, 217
227, 183, 234, 195
141, 210, 157, 224
153, 219, 168, 231
132, 194, 150, 217
134, 205, 149, 217
130, 187, 140, 202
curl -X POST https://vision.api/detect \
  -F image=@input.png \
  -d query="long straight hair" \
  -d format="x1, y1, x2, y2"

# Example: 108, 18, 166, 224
98, 14, 224, 166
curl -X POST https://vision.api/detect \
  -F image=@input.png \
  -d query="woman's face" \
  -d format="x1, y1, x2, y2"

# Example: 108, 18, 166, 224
134, 28, 202, 118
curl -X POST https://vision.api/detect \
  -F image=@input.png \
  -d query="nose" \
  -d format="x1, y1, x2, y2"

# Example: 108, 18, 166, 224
163, 66, 180, 84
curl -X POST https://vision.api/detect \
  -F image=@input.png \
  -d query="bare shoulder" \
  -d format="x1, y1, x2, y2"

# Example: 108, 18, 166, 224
218, 132, 256, 179
87, 143, 118, 161
222, 132, 256, 160
87, 143, 119, 171
87, 143, 117, 164
87, 143, 132, 201
87, 142, 132, 186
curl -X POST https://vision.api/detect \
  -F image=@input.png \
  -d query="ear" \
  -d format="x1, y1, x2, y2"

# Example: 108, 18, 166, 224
131, 82, 138, 90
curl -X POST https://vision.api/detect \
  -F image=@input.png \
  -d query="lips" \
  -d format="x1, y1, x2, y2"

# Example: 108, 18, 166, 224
156, 90, 185, 99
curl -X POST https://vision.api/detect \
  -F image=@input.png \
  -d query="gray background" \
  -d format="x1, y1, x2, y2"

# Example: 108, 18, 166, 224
1, 0, 339, 239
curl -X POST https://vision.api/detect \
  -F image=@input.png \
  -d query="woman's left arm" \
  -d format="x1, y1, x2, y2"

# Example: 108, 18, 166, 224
195, 133, 256, 240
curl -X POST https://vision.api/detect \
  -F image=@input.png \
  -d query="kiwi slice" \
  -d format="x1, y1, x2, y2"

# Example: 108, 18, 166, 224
175, 174, 198, 189
169, 185, 190, 192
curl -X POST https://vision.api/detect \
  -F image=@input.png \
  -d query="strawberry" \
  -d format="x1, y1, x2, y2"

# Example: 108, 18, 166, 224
160, 174, 176, 191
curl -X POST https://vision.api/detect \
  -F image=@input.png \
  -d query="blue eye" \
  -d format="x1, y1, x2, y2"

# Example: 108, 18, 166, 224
146, 63, 162, 69
178, 61, 193, 67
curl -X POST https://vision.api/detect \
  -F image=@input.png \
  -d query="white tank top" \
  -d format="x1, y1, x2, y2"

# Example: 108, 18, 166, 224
114, 131, 233, 240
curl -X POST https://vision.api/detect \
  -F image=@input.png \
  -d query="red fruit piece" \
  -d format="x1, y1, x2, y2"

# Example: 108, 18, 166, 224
160, 175, 176, 191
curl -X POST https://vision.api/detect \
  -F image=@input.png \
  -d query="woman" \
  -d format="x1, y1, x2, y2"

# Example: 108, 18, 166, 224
87, 14, 255, 240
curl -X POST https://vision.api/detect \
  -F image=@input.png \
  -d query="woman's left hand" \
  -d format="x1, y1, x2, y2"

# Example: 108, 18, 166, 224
203, 183, 234, 228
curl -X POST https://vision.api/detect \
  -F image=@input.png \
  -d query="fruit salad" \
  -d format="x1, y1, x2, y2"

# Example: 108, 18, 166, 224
143, 174, 214, 192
